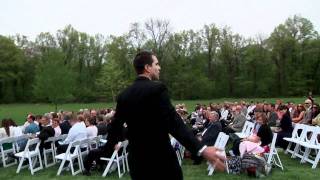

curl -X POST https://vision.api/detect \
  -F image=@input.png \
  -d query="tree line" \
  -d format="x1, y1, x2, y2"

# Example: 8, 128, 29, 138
0, 15, 319, 106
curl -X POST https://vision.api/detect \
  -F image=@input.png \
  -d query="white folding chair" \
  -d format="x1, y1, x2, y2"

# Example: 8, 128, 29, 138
297, 126, 320, 168
14, 134, 29, 153
0, 137, 17, 167
234, 121, 255, 139
53, 134, 68, 156
291, 125, 315, 159
171, 137, 184, 165
89, 136, 101, 150
101, 140, 128, 178
208, 132, 229, 176
55, 140, 82, 176
78, 138, 90, 171
43, 136, 57, 167
284, 123, 306, 157
265, 133, 283, 170
15, 138, 43, 175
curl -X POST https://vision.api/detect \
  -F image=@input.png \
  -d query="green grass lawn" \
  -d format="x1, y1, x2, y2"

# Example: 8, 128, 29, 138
0, 152, 320, 180
0, 98, 319, 179
0, 97, 313, 125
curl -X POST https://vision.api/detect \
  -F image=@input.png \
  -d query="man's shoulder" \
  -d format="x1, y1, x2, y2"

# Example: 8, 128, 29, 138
118, 80, 166, 99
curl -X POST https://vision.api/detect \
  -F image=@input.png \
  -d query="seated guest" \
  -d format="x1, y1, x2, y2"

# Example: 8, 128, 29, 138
198, 111, 222, 146
85, 117, 98, 138
24, 115, 40, 134
193, 110, 222, 165
275, 105, 293, 149
37, 114, 55, 153
96, 115, 109, 136
311, 103, 319, 119
298, 99, 313, 124
52, 118, 61, 137
292, 104, 305, 123
223, 105, 246, 135
59, 112, 72, 134
267, 104, 278, 127
232, 113, 273, 156
57, 114, 87, 154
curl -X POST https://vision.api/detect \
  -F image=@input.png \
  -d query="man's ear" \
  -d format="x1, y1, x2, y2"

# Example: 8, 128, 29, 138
144, 64, 150, 73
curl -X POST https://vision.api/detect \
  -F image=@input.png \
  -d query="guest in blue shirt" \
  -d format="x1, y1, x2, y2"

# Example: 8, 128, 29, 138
24, 115, 40, 134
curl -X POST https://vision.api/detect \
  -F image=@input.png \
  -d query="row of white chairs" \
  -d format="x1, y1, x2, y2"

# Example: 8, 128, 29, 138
1, 134, 129, 178
284, 123, 320, 169
0, 134, 30, 167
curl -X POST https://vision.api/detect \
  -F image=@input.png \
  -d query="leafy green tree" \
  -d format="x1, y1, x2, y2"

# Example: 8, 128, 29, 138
96, 58, 130, 102
33, 49, 75, 111
0, 35, 24, 103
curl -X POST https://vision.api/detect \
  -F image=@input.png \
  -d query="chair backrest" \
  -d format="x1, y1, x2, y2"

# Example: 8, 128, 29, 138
0, 136, 16, 153
214, 132, 229, 150
291, 123, 306, 140
65, 140, 81, 156
302, 126, 320, 145
55, 134, 68, 141
21, 138, 41, 156
241, 121, 255, 136
44, 136, 56, 143
313, 126, 320, 146
0, 136, 16, 145
89, 136, 100, 149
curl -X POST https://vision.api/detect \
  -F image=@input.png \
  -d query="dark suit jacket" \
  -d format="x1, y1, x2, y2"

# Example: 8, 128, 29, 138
60, 120, 71, 134
38, 126, 55, 150
97, 123, 110, 136
202, 121, 222, 146
107, 76, 203, 180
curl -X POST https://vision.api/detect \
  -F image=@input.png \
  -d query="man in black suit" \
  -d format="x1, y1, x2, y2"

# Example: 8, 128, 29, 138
59, 112, 71, 134
105, 51, 225, 180
200, 111, 222, 146
193, 110, 222, 164
37, 114, 55, 154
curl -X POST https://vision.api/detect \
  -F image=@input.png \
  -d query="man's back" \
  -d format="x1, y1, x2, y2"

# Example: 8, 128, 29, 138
108, 76, 201, 180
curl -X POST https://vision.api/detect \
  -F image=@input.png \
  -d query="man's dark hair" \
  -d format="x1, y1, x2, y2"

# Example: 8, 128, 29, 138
133, 51, 155, 74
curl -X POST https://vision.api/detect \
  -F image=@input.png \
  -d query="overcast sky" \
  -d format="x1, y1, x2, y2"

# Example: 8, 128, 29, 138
1, 0, 319, 40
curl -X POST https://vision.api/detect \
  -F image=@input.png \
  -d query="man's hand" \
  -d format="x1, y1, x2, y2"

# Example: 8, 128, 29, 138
114, 143, 121, 150
201, 146, 226, 171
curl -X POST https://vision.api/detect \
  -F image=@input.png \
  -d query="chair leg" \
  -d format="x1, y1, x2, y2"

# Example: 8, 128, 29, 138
57, 159, 66, 176
292, 144, 299, 158
275, 151, 284, 170
16, 157, 25, 173
28, 157, 34, 175
301, 148, 311, 163
38, 153, 43, 170
312, 150, 320, 169
70, 159, 75, 176
208, 164, 215, 176
102, 160, 113, 177
117, 159, 121, 178
285, 142, 292, 154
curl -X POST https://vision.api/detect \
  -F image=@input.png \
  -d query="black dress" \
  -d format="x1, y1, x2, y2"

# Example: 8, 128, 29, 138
275, 113, 293, 149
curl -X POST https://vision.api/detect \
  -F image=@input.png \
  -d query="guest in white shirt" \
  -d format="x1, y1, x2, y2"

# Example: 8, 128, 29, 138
57, 114, 87, 154
85, 117, 98, 138
52, 118, 62, 137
